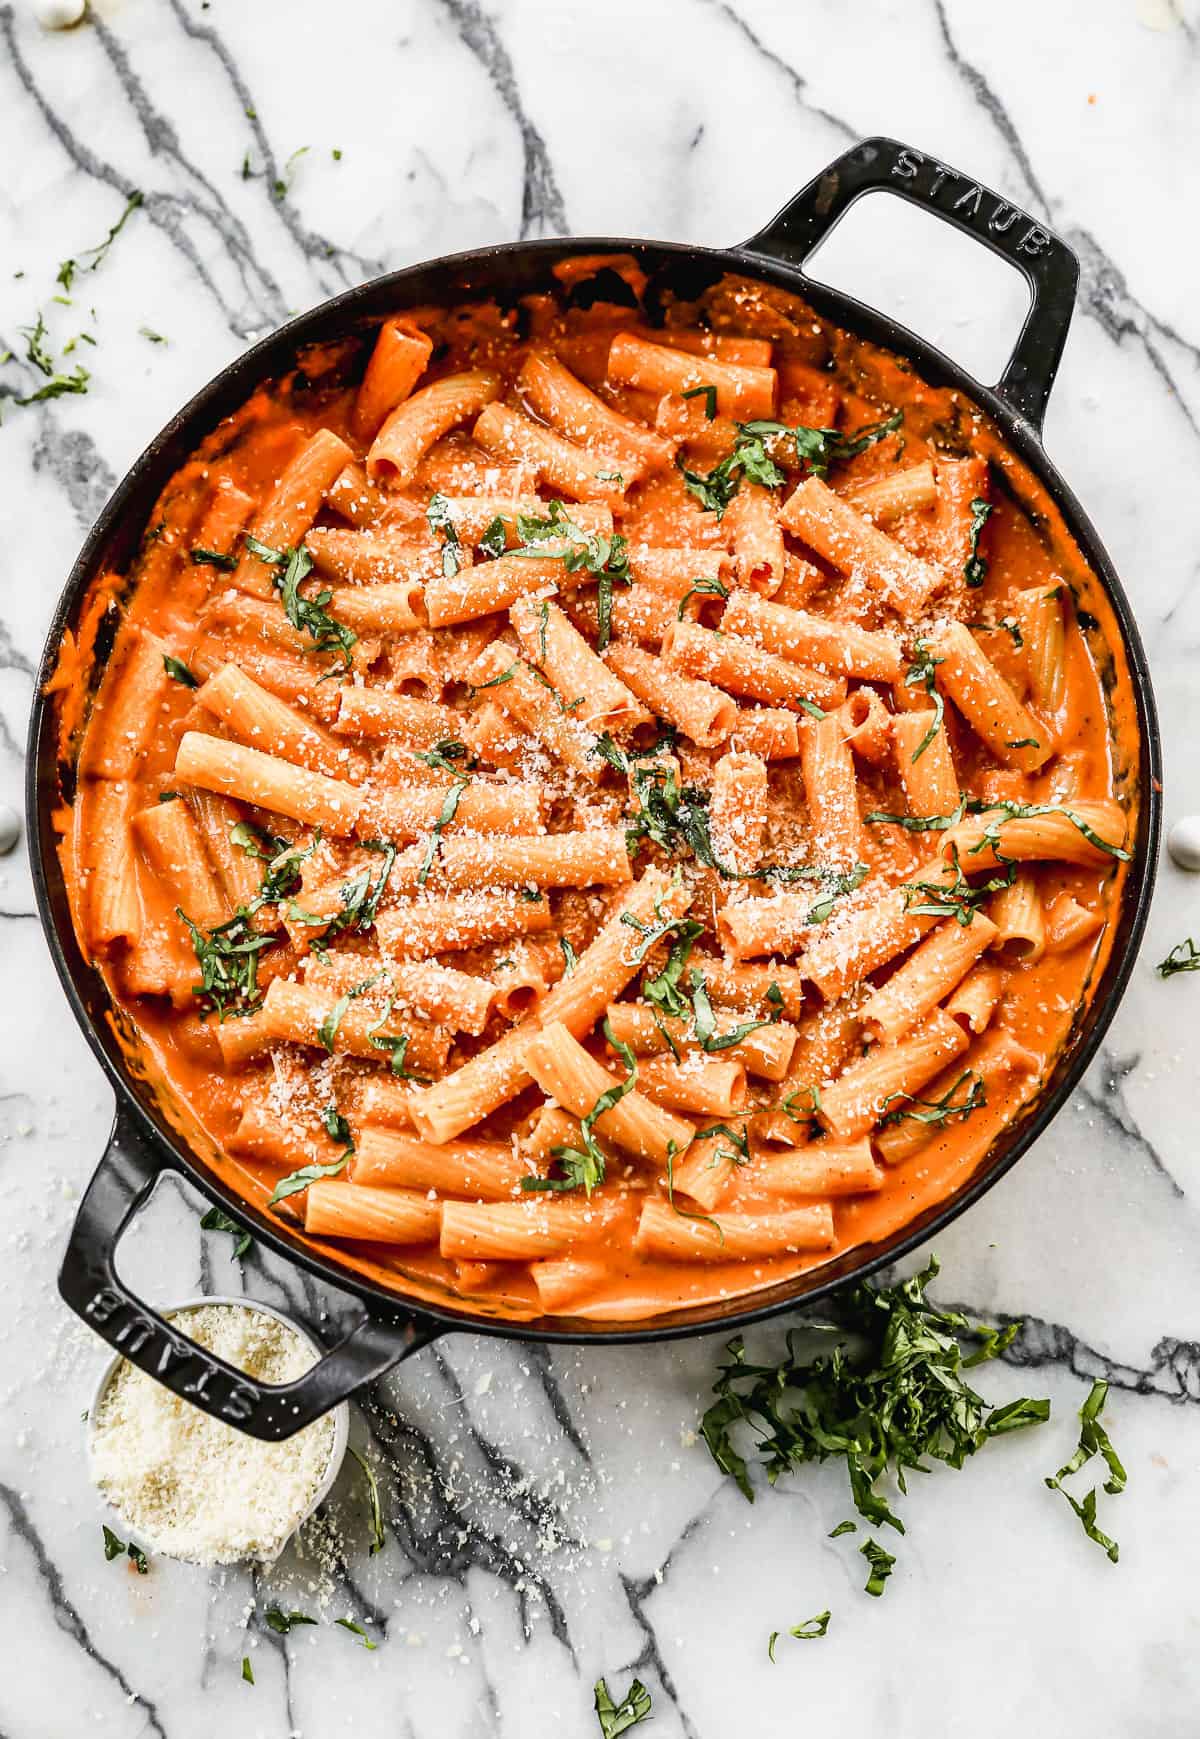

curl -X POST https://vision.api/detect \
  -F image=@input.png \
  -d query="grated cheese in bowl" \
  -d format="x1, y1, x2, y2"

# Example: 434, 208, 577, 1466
88, 1298, 346, 1566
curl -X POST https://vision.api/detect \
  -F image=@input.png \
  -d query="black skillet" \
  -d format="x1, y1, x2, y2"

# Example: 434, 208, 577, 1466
28, 138, 1161, 1439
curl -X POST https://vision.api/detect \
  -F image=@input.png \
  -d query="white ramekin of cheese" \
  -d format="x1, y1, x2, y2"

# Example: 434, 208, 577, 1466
87, 1296, 350, 1566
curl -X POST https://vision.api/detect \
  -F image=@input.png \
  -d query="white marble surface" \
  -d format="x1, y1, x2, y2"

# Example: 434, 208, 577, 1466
2, 1, 1200, 1733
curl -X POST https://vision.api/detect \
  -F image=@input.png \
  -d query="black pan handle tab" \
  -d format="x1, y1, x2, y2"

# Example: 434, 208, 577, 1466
741, 135, 1079, 437
59, 1101, 437, 1440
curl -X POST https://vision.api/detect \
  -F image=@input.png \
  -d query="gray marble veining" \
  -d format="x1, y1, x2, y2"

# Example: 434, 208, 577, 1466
2, 2, 1199, 1734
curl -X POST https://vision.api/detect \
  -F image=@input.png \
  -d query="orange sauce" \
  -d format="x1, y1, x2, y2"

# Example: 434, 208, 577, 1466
56, 262, 1140, 1323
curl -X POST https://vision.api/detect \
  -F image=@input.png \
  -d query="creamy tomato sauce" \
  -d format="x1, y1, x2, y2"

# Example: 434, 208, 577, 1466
56, 258, 1139, 1323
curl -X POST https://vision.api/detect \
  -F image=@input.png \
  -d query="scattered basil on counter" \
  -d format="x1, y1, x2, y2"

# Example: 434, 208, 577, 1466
335, 1617, 377, 1649
700, 1256, 1050, 1594
1044, 1379, 1126, 1563
860, 1537, 896, 1597
348, 1447, 386, 1556
263, 1608, 317, 1634
102, 1525, 149, 1574
593, 1675, 651, 1735
768, 1610, 831, 1658
1157, 938, 1200, 978
241, 1656, 254, 1685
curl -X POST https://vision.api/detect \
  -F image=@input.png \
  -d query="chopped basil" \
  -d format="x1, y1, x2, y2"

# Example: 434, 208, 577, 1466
319, 974, 381, 1052
57, 191, 143, 294
232, 823, 321, 911
366, 1002, 431, 1081
828, 1519, 857, 1538
677, 410, 903, 518
267, 1153, 350, 1208
14, 313, 90, 404
479, 515, 508, 558
692, 1119, 751, 1170
162, 654, 198, 688
427, 492, 463, 578
681, 382, 718, 420
522, 1017, 636, 1196
414, 739, 472, 778
624, 759, 724, 872
263, 1607, 317, 1634
882, 1069, 985, 1128
903, 640, 945, 763
963, 798, 1131, 863
559, 937, 579, 975
178, 908, 276, 1020
768, 1610, 831, 1657
700, 1255, 1050, 1593
593, 1676, 651, 1736
1044, 1379, 1125, 1563
241, 1656, 254, 1685
664, 1139, 725, 1240
641, 917, 705, 1018
348, 1447, 386, 1555
102, 1525, 149, 1573
866, 795, 968, 833
243, 535, 357, 674
511, 499, 630, 651
1158, 938, 1200, 978
964, 497, 994, 587
902, 847, 1017, 925
273, 145, 310, 201
334, 1617, 377, 1649
676, 574, 729, 618
796, 697, 827, 720
688, 969, 768, 1052
321, 1103, 353, 1147
139, 326, 167, 344
860, 1537, 896, 1597
200, 1204, 252, 1261
417, 778, 468, 885
190, 546, 238, 571
590, 731, 630, 775
965, 614, 1023, 647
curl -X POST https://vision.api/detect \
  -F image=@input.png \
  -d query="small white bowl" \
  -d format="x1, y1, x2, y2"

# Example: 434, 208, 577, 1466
86, 1294, 350, 1564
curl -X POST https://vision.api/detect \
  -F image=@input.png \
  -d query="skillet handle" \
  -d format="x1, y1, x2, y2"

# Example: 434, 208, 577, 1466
59, 1100, 438, 1441
741, 135, 1079, 437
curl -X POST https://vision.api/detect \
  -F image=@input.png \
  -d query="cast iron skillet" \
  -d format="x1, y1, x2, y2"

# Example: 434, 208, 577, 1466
30, 138, 1161, 1440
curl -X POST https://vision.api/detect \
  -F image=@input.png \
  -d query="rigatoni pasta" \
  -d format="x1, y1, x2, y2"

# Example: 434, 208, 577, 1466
62, 260, 1133, 1322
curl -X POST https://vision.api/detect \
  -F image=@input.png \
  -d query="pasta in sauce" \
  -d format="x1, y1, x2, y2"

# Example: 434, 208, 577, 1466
58, 257, 1137, 1323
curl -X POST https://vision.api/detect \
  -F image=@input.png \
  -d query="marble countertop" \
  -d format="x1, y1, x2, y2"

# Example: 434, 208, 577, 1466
2, 1, 1199, 1733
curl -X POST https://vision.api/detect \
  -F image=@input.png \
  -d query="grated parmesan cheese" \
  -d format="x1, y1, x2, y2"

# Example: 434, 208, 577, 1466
89, 1303, 338, 1566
